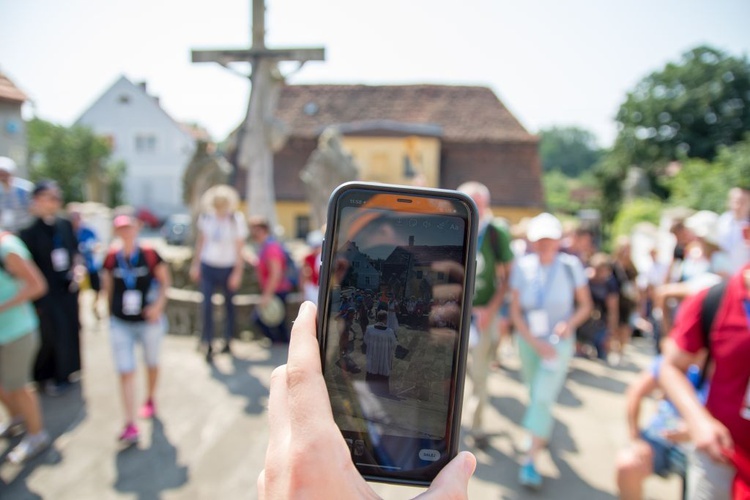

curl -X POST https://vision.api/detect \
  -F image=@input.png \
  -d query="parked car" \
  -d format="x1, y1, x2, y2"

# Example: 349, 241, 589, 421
136, 207, 162, 229
160, 214, 192, 246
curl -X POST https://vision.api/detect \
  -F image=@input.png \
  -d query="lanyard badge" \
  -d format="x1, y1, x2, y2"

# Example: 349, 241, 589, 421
117, 249, 143, 315
50, 232, 70, 272
527, 257, 559, 337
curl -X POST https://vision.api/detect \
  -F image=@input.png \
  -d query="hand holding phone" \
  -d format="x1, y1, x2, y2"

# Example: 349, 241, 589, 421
259, 302, 476, 498
316, 182, 478, 486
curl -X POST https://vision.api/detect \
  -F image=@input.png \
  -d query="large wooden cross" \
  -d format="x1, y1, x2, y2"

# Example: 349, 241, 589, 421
192, 0, 324, 227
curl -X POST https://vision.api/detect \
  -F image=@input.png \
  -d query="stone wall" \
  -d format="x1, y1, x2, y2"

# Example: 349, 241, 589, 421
165, 287, 303, 341
161, 247, 303, 340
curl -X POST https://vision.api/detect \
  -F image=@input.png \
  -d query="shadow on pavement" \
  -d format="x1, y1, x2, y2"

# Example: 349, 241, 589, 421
114, 417, 188, 499
567, 366, 628, 394
557, 383, 584, 408
209, 343, 288, 415
545, 451, 616, 500
468, 401, 613, 499
0, 382, 86, 497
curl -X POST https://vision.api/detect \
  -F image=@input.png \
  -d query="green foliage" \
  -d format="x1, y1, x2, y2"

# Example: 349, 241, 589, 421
538, 126, 602, 177
543, 170, 600, 215
27, 118, 125, 204
615, 45, 750, 166
106, 160, 127, 207
593, 151, 625, 225
610, 197, 664, 238
667, 134, 750, 211
599, 45, 750, 224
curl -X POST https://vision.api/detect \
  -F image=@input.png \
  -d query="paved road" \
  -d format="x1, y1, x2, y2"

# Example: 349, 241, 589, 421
1, 294, 681, 499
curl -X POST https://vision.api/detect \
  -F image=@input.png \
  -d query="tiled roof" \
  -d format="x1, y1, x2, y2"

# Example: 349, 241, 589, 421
0, 72, 27, 104
275, 84, 535, 143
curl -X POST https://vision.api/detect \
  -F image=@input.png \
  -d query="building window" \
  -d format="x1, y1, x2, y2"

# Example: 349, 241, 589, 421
295, 215, 310, 239
135, 134, 157, 153
118, 94, 131, 105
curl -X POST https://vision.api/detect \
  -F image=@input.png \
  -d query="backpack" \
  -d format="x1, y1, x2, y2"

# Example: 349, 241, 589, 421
282, 244, 299, 291
696, 280, 728, 389
105, 244, 160, 277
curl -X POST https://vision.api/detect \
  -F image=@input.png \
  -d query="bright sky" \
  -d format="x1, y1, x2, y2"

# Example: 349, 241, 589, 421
1, 0, 748, 147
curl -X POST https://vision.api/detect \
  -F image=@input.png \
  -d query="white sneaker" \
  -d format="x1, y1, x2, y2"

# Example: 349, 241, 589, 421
7, 431, 50, 464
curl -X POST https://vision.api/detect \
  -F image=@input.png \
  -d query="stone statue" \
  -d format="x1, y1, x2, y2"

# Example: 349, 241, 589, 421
622, 166, 651, 200
182, 140, 232, 241
300, 127, 359, 229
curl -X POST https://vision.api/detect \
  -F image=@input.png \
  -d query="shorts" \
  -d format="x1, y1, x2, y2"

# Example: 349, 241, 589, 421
110, 316, 166, 373
0, 331, 40, 391
641, 429, 687, 478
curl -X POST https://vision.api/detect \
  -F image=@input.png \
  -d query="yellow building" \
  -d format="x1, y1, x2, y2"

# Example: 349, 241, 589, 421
235, 84, 544, 239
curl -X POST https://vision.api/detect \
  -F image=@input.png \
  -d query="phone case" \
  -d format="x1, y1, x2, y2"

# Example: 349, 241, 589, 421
316, 181, 478, 486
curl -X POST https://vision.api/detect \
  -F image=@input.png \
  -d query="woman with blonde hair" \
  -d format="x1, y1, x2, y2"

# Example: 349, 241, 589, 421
190, 185, 247, 361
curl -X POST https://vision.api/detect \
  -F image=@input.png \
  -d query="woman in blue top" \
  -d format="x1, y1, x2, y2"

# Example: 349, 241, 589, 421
509, 213, 592, 489
0, 230, 50, 463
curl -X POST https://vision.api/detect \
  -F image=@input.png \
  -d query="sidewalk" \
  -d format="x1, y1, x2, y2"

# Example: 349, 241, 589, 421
1, 298, 681, 499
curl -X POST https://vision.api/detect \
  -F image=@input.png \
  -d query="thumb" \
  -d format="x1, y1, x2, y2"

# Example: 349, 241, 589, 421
418, 451, 476, 499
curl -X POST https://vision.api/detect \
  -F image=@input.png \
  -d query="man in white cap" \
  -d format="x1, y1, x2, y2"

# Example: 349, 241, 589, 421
0, 157, 33, 233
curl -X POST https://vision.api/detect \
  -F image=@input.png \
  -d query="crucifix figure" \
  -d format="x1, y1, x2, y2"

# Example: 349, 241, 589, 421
192, 0, 324, 227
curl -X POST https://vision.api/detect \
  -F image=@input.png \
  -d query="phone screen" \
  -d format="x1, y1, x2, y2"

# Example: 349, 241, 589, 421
318, 183, 477, 485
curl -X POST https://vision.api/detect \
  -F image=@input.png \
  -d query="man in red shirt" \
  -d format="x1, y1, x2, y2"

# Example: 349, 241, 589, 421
249, 217, 292, 343
661, 257, 750, 499
300, 230, 323, 305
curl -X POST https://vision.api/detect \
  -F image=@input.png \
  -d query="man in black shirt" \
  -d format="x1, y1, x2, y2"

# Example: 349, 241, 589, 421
19, 181, 83, 395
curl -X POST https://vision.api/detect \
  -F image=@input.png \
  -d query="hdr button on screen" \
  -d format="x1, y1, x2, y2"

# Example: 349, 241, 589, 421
419, 449, 441, 462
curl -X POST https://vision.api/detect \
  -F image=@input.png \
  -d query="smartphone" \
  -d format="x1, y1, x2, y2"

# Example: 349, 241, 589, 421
317, 182, 478, 486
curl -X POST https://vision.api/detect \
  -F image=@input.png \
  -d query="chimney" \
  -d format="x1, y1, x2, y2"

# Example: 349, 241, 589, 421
138, 81, 147, 92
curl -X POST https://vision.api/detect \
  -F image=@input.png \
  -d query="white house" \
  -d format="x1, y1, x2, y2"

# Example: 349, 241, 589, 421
75, 75, 195, 217
0, 71, 28, 176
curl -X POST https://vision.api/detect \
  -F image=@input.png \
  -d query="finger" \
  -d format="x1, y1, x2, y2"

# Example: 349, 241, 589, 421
257, 469, 266, 500
267, 365, 291, 441
718, 431, 735, 463
285, 302, 336, 428
418, 451, 476, 499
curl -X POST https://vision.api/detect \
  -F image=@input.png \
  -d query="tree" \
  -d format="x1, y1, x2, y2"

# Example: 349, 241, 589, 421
543, 170, 600, 215
667, 134, 750, 212
613, 45, 750, 168
598, 45, 750, 223
610, 198, 664, 238
27, 118, 125, 205
538, 126, 602, 177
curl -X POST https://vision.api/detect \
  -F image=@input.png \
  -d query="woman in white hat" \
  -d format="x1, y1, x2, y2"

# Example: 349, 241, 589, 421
509, 212, 593, 489
189, 185, 247, 361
